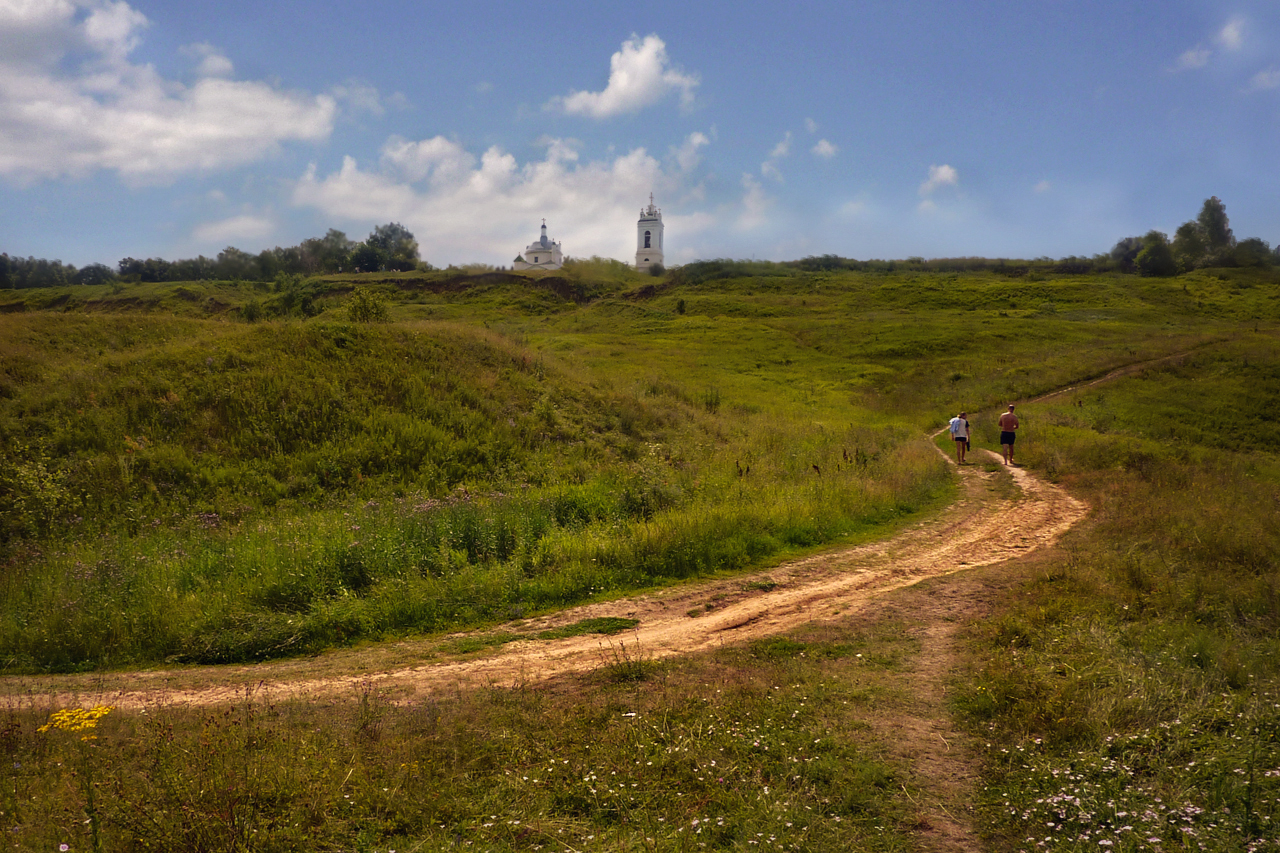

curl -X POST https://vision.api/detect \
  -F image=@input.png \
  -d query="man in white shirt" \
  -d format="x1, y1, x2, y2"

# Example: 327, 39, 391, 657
948, 411, 970, 464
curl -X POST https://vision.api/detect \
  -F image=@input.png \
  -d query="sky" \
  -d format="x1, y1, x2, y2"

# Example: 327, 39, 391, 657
2, 0, 1279, 269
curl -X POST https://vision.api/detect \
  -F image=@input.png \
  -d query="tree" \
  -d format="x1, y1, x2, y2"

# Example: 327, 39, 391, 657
1134, 230, 1177, 277
1110, 236, 1145, 272
349, 242, 386, 273
74, 263, 116, 286
215, 247, 256, 281
1172, 221, 1207, 271
1235, 237, 1273, 268
1197, 196, 1235, 255
367, 223, 419, 272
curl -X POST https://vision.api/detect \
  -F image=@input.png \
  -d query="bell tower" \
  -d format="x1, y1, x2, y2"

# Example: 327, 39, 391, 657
635, 192, 664, 271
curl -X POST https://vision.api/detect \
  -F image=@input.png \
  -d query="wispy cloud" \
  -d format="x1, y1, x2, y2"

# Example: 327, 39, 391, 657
812, 139, 838, 159
1172, 47, 1211, 71
1171, 16, 1247, 73
547, 34, 698, 119
769, 132, 792, 159
1033, 179, 1052, 194
1248, 68, 1280, 91
1215, 16, 1245, 51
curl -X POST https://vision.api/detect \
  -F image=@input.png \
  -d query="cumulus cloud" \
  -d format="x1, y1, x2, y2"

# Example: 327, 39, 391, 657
549, 34, 698, 118
812, 139, 838, 159
192, 213, 275, 244
0, 0, 337, 183
919, 164, 958, 196
293, 132, 712, 265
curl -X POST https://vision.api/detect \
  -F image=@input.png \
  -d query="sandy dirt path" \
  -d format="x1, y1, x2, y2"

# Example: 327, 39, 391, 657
6, 449, 1086, 716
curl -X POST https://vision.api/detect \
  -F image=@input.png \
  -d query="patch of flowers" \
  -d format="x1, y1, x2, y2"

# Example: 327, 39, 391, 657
987, 710, 1280, 853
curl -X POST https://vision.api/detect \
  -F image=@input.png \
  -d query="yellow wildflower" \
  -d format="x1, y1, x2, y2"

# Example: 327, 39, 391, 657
37, 705, 113, 734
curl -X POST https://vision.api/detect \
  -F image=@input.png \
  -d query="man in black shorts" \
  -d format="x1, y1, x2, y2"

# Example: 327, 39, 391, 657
998, 404, 1019, 465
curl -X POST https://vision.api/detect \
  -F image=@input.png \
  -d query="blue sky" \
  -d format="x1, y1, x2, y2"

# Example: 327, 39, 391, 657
2, 0, 1278, 268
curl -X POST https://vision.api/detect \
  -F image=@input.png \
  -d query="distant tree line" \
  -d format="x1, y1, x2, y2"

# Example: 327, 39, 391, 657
1109, 197, 1278, 277
0, 223, 425, 289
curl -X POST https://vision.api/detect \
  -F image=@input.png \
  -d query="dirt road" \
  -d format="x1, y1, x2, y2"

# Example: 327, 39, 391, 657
9, 449, 1085, 714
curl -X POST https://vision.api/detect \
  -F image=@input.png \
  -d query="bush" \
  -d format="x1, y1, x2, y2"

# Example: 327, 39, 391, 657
346, 287, 388, 322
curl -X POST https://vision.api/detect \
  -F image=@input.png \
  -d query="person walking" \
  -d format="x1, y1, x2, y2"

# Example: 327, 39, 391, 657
998, 404, 1019, 465
948, 411, 970, 464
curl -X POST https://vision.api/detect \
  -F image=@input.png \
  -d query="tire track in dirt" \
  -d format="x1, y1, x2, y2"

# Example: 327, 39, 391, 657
12, 450, 1086, 713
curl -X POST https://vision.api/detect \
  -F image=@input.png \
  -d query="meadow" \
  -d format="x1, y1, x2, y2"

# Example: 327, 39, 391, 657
0, 260, 1278, 850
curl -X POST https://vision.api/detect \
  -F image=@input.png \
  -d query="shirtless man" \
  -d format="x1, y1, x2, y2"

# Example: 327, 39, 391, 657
998, 404, 1019, 465
948, 411, 970, 463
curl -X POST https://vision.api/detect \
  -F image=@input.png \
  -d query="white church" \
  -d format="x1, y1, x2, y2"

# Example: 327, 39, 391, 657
511, 195, 665, 272
512, 220, 563, 270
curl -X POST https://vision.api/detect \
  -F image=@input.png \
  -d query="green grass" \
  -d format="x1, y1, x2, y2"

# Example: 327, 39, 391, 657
949, 332, 1280, 852
3, 263, 1280, 850
5, 623, 919, 852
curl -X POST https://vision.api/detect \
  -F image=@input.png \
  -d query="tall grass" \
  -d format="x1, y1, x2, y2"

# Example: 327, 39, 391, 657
0, 429, 947, 671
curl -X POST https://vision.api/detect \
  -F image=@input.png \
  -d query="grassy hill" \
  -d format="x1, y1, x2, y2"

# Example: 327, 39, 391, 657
2, 262, 1279, 851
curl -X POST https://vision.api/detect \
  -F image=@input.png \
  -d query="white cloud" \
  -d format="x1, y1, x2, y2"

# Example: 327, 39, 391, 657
839, 198, 870, 218
1172, 47, 1211, 71
331, 80, 385, 116
769, 132, 792, 159
1034, 179, 1051, 193
0, 0, 337, 184
1248, 68, 1280, 91
1216, 16, 1245, 51
293, 135, 708, 265
673, 131, 709, 172
192, 213, 275, 245
761, 160, 783, 183
181, 42, 233, 77
737, 173, 771, 230
1172, 17, 1246, 74
812, 139, 838, 159
804, 117, 818, 134
549, 34, 698, 119
919, 164, 958, 196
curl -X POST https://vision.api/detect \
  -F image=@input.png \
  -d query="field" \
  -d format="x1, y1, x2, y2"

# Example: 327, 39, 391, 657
1, 260, 1278, 851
